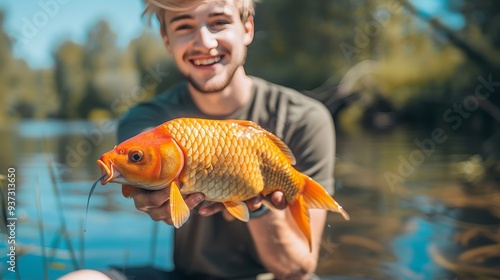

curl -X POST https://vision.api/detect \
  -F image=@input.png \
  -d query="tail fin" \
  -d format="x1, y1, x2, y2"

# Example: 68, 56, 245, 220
288, 195, 312, 250
302, 177, 350, 220
289, 176, 350, 252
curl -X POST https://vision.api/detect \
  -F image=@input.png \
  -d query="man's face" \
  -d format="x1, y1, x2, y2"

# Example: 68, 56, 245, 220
161, 0, 254, 93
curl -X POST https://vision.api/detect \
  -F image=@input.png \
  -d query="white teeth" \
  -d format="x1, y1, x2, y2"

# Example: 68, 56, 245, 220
193, 56, 221, 66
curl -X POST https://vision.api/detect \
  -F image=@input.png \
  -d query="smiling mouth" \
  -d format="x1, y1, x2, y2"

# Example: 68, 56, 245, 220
191, 56, 222, 66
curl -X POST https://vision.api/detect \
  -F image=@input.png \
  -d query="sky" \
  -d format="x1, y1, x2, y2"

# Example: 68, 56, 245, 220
0, 0, 156, 69
0, 0, 464, 70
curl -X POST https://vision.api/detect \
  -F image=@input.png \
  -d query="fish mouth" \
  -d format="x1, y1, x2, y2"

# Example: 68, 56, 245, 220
97, 159, 121, 185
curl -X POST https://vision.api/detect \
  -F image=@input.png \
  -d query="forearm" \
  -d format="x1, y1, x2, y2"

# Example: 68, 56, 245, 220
247, 208, 326, 279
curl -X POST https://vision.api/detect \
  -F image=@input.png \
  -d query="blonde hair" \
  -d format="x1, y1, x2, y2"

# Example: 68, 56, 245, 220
143, 0, 255, 32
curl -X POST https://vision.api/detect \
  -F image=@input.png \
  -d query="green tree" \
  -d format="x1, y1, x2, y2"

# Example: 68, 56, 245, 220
0, 10, 13, 122
125, 29, 181, 114
79, 20, 139, 119
54, 40, 86, 119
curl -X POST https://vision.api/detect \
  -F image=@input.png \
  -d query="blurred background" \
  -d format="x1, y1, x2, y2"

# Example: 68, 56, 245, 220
0, 0, 499, 279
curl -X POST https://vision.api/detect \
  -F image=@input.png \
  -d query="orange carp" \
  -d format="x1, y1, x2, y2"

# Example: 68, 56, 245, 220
97, 118, 349, 250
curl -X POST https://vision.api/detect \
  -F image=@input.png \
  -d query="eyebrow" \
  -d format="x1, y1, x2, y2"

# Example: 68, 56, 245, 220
208, 12, 230, 18
168, 10, 231, 25
169, 14, 193, 24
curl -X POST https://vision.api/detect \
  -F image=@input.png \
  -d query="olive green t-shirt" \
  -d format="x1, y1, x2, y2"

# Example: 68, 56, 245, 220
117, 76, 335, 279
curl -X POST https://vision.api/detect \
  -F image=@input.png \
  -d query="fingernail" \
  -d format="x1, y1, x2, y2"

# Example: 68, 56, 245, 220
199, 208, 208, 216
195, 194, 204, 203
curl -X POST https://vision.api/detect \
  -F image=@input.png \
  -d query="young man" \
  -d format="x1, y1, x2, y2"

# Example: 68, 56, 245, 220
62, 0, 336, 279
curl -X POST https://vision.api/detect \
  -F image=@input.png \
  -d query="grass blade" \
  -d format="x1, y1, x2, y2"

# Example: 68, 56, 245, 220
79, 219, 85, 269
44, 137, 80, 270
35, 178, 49, 280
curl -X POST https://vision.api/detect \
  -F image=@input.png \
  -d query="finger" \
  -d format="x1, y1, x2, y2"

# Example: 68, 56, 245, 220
184, 193, 205, 209
245, 195, 263, 212
145, 193, 204, 225
122, 185, 142, 198
134, 187, 170, 211
198, 202, 226, 216
146, 200, 172, 223
265, 191, 287, 210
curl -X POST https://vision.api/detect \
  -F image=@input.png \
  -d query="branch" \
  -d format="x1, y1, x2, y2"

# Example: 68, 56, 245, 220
399, 0, 500, 72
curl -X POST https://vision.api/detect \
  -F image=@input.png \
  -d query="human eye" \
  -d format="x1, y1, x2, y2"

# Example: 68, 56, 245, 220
214, 19, 229, 26
175, 24, 193, 32
210, 18, 231, 31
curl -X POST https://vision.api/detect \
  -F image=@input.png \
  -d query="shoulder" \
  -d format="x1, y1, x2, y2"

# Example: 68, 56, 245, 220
117, 82, 187, 142
251, 76, 333, 138
252, 76, 330, 118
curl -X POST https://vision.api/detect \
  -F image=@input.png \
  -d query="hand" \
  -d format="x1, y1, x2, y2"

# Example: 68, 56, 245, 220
125, 185, 205, 226
198, 191, 288, 221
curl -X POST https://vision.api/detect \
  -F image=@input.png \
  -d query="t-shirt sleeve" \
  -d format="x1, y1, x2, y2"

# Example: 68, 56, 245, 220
116, 103, 166, 143
288, 101, 336, 195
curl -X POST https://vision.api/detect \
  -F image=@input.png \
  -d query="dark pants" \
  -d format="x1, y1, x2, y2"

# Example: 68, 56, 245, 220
102, 266, 182, 280
101, 266, 276, 280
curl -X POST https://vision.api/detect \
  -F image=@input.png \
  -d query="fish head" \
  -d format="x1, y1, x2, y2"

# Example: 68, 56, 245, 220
97, 129, 185, 190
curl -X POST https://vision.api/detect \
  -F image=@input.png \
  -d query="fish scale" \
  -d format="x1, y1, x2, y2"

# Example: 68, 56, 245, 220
164, 119, 290, 201
97, 117, 349, 251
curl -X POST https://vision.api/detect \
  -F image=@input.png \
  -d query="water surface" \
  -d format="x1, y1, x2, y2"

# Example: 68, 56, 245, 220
0, 120, 498, 279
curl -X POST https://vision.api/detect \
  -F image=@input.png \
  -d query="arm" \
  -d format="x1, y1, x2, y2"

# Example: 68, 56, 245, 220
195, 192, 327, 279
248, 208, 327, 278
196, 191, 325, 279
247, 103, 336, 279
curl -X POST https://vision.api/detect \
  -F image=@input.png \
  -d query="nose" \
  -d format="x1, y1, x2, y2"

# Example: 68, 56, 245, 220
194, 25, 218, 50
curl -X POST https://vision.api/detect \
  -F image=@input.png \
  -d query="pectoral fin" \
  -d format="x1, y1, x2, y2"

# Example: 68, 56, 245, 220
170, 181, 190, 228
223, 201, 250, 222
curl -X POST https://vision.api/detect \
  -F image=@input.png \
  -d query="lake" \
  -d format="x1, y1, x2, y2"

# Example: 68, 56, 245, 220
0, 120, 499, 280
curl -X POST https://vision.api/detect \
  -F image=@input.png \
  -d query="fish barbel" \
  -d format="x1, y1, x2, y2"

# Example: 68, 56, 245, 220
97, 118, 349, 250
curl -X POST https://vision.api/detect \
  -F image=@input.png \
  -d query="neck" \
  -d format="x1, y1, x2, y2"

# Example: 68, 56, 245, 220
187, 68, 253, 116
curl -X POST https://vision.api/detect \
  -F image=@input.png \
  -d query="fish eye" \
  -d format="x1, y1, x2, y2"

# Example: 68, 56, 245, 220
128, 149, 144, 162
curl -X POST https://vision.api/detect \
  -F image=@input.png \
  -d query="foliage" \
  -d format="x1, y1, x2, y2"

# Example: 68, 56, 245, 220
0, 0, 498, 132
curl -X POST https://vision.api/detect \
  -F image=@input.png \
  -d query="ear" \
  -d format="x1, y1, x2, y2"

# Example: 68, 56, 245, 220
243, 16, 254, 46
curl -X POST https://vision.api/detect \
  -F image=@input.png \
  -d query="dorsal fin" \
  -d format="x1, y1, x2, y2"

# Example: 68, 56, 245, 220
229, 120, 296, 165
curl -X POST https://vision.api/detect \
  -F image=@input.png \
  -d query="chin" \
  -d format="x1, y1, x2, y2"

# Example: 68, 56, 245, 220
187, 68, 238, 93
190, 79, 230, 94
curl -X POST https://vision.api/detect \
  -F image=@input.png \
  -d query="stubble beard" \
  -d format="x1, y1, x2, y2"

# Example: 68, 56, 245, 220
186, 66, 238, 94
185, 49, 246, 94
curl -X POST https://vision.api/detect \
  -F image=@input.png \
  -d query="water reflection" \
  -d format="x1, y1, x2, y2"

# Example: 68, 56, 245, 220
317, 130, 500, 279
0, 121, 498, 279
0, 120, 174, 280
